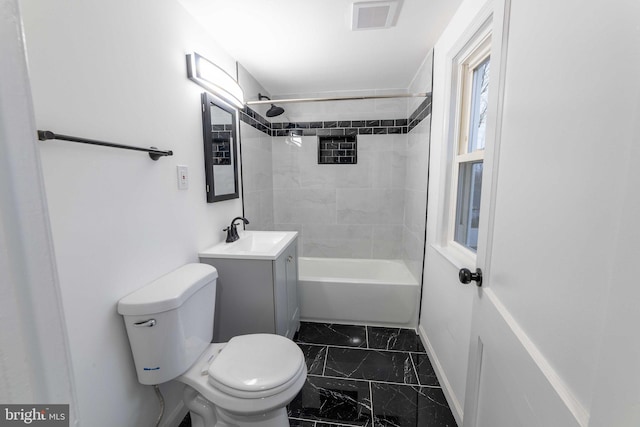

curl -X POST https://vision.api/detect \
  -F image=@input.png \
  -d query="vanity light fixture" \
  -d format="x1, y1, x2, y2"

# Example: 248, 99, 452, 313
186, 52, 245, 109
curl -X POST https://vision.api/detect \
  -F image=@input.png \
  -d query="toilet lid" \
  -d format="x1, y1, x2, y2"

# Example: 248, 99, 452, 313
208, 334, 303, 393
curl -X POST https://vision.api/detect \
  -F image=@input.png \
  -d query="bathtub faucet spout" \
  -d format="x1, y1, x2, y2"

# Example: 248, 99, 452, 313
223, 217, 250, 243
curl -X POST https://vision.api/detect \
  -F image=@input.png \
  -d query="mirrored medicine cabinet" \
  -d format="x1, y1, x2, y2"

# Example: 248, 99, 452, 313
201, 92, 240, 203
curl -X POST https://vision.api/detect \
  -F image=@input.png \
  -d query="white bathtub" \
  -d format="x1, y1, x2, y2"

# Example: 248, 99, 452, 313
297, 257, 420, 328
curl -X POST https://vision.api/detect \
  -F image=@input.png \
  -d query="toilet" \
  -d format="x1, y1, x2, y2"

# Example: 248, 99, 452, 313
117, 263, 306, 427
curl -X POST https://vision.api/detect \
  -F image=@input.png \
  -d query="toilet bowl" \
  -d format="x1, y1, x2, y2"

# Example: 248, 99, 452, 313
117, 263, 306, 427
179, 335, 306, 427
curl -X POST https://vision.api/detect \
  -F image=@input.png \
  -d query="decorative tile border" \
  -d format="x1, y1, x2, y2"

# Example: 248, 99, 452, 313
238, 94, 432, 137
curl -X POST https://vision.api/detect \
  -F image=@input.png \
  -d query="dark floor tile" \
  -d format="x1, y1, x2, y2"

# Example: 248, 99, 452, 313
297, 322, 367, 348
288, 376, 372, 426
325, 347, 418, 385
289, 419, 316, 427
367, 327, 425, 352
371, 383, 457, 427
410, 353, 440, 387
298, 344, 327, 375
178, 412, 190, 426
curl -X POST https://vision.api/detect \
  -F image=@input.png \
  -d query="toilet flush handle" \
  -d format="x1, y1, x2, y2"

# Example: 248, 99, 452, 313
133, 319, 156, 327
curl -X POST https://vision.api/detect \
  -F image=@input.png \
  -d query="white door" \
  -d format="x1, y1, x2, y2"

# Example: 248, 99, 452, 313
459, 0, 640, 426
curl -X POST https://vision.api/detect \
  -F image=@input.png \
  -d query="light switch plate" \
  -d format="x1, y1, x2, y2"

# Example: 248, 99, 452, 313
177, 165, 188, 190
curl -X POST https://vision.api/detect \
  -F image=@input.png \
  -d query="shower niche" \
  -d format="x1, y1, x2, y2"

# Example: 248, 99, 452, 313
318, 135, 357, 164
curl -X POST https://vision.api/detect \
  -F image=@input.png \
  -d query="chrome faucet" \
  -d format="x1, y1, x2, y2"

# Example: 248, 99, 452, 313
223, 217, 250, 243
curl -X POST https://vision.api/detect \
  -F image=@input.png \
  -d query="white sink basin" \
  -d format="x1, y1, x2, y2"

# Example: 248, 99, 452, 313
199, 231, 298, 260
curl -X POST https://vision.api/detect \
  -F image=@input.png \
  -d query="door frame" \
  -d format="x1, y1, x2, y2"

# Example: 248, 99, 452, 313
0, 0, 77, 419
459, 0, 511, 422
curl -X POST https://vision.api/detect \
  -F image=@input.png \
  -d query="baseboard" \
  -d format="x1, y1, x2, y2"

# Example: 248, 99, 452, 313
418, 324, 464, 426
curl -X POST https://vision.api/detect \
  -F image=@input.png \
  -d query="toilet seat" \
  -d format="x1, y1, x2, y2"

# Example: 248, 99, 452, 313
178, 335, 307, 419
208, 334, 305, 399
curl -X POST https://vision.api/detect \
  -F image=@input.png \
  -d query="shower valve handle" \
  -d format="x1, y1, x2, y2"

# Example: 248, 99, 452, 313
459, 268, 483, 287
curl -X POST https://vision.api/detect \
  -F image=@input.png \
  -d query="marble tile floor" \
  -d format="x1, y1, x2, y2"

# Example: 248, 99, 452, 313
179, 322, 457, 427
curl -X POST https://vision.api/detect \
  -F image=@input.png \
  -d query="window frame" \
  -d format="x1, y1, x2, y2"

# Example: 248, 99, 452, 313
447, 31, 492, 258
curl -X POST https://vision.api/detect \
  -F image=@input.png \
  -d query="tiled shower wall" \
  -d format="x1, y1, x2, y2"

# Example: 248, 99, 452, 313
272, 133, 408, 259
403, 53, 433, 280
240, 51, 433, 281
239, 122, 274, 231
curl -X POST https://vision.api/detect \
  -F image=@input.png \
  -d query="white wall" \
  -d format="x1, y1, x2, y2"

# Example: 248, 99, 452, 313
19, 0, 246, 425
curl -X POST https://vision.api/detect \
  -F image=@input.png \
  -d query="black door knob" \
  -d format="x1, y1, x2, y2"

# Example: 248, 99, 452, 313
459, 268, 483, 287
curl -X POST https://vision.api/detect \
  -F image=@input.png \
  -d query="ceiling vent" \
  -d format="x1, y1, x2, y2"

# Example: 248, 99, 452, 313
351, 1, 400, 31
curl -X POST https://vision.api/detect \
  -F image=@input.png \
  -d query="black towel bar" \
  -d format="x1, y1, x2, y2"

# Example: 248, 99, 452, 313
37, 130, 173, 160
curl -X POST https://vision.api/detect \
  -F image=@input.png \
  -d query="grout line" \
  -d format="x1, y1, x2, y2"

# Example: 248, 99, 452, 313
322, 345, 329, 376
297, 341, 426, 355
306, 372, 441, 389
369, 380, 374, 427
365, 325, 369, 349
289, 417, 363, 427
409, 352, 421, 387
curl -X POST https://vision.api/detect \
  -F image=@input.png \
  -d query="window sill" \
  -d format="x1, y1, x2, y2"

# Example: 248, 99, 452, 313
431, 242, 476, 270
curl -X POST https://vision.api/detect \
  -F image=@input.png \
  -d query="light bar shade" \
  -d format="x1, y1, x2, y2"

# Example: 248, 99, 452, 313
186, 53, 245, 109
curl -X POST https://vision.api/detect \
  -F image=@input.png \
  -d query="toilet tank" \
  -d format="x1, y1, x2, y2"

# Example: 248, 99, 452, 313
117, 263, 217, 385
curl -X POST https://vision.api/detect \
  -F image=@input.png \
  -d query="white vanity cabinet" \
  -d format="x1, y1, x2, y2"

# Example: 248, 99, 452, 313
198, 232, 300, 342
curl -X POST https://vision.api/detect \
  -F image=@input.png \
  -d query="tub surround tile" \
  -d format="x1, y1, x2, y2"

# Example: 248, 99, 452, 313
300, 224, 374, 257
367, 327, 426, 353
273, 189, 336, 224
336, 189, 405, 225
288, 376, 373, 426
324, 347, 419, 385
303, 240, 373, 259
302, 224, 372, 240
371, 383, 456, 427
297, 323, 368, 348
371, 226, 404, 259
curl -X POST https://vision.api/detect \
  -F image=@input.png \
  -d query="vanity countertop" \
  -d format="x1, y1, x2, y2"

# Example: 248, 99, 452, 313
199, 230, 298, 261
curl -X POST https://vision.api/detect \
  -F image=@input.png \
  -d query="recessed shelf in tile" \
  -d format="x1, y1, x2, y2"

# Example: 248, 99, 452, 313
318, 135, 357, 165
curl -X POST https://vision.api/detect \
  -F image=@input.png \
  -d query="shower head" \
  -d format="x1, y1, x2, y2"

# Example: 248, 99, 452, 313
258, 93, 285, 117
266, 104, 285, 117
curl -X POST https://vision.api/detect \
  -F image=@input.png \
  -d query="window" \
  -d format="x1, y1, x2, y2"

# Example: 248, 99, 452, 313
450, 35, 491, 253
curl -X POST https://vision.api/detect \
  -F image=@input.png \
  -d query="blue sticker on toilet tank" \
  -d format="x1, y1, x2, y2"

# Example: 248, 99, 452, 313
144, 367, 160, 371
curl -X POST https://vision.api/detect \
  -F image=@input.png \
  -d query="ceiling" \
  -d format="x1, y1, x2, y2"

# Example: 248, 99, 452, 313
179, 0, 463, 97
